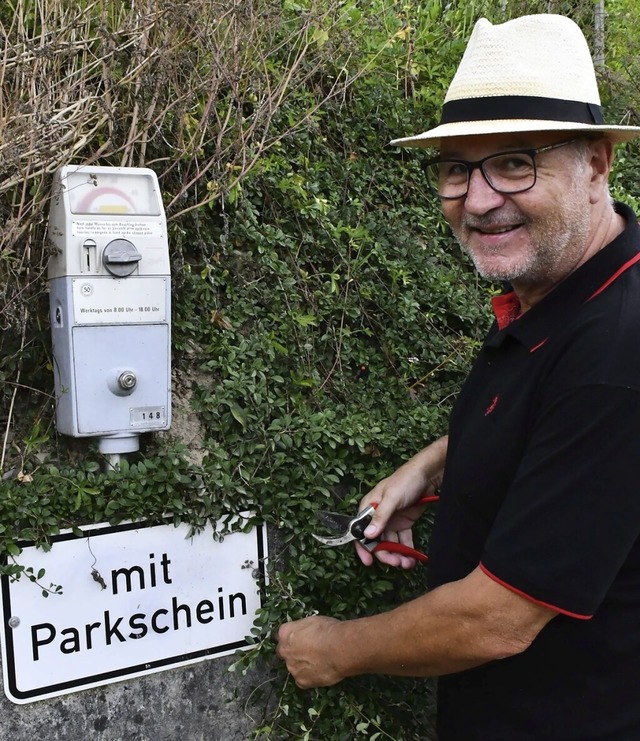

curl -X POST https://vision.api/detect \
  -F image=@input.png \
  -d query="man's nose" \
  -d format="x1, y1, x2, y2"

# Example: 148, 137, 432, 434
464, 167, 506, 214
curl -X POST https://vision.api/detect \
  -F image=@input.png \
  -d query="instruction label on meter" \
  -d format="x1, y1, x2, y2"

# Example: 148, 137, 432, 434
73, 277, 167, 324
72, 220, 164, 239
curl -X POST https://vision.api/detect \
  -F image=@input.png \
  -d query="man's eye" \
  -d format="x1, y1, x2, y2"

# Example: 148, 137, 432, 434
493, 155, 533, 174
440, 162, 467, 179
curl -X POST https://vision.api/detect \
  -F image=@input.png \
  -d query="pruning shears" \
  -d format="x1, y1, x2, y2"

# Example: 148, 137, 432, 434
312, 495, 439, 563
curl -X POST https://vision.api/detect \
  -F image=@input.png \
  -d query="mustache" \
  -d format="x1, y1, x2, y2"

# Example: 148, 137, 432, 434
461, 212, 528, 231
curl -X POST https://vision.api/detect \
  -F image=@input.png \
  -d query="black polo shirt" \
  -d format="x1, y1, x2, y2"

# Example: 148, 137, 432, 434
428, 203, 640, 741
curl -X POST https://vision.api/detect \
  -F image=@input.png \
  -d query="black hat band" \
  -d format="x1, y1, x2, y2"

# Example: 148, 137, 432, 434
440, 96, 604, 126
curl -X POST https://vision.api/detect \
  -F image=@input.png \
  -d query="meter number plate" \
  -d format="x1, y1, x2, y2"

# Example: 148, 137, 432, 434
130, 406, 167, 428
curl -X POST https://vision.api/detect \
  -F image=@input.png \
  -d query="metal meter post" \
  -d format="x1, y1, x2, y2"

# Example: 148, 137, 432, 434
47, 165, 171, 455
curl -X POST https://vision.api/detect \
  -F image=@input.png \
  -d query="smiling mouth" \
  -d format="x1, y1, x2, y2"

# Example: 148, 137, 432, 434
474, 224, 521, 235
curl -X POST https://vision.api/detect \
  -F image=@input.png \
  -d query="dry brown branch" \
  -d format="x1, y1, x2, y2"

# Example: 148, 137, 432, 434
1, 0, 399, 239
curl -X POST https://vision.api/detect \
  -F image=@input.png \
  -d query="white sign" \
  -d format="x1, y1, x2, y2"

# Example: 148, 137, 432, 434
73, 277, 167, 325
0, 519, 267, 704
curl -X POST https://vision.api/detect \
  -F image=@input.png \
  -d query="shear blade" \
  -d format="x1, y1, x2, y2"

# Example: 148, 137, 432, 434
312, 532, 355, 547
313, 510, 355, 547
316, 510, 351, 530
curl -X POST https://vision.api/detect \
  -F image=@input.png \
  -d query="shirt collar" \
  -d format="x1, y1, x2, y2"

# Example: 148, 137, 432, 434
486, 202, 640, 351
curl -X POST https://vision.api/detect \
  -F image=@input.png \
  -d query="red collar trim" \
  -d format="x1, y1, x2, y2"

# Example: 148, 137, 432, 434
491, 291, 521, 330
490, 249, 640, 341
587, 251, 640, 302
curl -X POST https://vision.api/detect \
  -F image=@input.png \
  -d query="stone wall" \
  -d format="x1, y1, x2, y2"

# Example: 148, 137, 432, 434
0, 653, 266, 740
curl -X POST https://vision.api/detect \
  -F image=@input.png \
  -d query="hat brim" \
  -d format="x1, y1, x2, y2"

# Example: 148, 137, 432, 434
390, 119, 640, 148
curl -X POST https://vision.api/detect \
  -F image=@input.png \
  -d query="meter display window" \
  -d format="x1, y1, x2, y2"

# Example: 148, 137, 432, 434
66, 171, 161, 216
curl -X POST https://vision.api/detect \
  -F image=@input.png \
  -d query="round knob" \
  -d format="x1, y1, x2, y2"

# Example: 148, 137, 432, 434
118, 371, 137, 390
102, 239, 142, 277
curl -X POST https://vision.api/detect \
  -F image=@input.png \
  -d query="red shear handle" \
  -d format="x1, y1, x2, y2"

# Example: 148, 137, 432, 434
369, 494, 440, 511
367, 494, 438, 563
371, 541, 429, 562
418, 494, 440, 505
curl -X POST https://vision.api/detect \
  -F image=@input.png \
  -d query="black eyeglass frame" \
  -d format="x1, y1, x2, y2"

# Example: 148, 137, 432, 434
422, 138, 582, 200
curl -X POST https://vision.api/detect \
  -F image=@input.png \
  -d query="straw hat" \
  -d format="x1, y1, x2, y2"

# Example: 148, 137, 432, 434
391, 14, 640, 148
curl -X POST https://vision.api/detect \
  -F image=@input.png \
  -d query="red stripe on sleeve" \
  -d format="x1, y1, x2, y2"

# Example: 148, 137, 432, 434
479, 563, 593, 620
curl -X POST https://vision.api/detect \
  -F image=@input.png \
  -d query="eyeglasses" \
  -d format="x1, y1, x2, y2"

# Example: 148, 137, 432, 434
422, 139, 581, 200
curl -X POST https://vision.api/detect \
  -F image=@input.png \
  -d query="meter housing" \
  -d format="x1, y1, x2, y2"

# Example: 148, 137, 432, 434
48, 165, 171, 453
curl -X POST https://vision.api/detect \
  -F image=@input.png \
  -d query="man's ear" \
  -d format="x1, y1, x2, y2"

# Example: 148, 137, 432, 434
588, 138, 614, 204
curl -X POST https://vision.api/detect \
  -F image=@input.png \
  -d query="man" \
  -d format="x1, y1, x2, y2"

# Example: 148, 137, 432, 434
276, 14, 640, 740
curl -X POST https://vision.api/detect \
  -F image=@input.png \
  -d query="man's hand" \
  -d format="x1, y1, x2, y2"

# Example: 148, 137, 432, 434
356, 436, 447, 568
275, 616, 344, 688
275, 568, 558, 687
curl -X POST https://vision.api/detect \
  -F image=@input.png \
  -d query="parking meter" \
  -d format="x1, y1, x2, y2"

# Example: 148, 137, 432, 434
47, 165, 171, 454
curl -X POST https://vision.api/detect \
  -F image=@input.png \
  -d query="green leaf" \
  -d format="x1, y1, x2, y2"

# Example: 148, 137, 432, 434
292, 313, 317, 327
227, 402, 247, 428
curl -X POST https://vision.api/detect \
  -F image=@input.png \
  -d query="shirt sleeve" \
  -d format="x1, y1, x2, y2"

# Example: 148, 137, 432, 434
480, 382, 640, 618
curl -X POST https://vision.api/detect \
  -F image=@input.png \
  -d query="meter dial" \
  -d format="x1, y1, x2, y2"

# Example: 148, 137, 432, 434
65, 170, 161, 216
